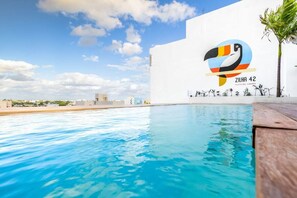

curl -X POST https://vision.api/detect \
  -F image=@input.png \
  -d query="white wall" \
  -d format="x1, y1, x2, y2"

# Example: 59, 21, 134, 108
150, 0, 297, 104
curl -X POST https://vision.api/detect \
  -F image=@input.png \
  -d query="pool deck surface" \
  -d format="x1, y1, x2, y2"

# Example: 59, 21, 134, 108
253, 103, 297, 198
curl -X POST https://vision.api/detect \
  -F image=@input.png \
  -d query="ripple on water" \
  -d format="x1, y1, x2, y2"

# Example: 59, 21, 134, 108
0, 105, 255, 197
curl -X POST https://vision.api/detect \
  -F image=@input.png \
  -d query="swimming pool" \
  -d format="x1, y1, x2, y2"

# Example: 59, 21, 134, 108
0, 105, 255, 197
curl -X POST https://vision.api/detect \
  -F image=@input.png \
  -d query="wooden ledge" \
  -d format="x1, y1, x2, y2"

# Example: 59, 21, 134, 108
256, 128, 297, 198
253, 103, 297, 198
253, 103, 297, 130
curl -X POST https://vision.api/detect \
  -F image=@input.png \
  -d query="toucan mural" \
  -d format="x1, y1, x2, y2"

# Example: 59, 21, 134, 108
204, 40, 253, 86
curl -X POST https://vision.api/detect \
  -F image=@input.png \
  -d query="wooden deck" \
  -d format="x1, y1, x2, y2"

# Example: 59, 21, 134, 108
253, 103, 297, 198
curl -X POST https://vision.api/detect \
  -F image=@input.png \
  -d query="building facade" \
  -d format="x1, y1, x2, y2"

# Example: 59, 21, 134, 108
150, 0, 297, 104
124, 96, 144, 105
75, 100, 95, 106
125, 96, 135, 105
95, 93, 113, 105
95, 94, 108, 102
0, 100, 12, 108
112, 100, 125, 106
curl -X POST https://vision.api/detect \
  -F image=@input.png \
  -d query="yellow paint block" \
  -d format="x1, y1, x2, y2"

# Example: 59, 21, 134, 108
219, 77, 227, 86
218, 47, 225, 56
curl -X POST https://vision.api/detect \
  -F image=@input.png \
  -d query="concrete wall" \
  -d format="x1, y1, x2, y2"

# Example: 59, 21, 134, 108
150, 0, 297, 104
75, 101, 95, 106
95, 101, 113, 105
112, 100, 125, 105
95, 94, 108, 102
0, 101, 12, 108
125, 97, 135, 105
189, 97, 297, 104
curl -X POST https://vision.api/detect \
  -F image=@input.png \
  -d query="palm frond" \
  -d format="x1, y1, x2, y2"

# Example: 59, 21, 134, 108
260, 0, 297, 43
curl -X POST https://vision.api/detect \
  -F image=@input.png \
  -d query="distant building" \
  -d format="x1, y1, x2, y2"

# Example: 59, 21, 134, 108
125, 96, 135, 105
112, 100, 125, 106
75, 94, 141, 106
95, 101, 113, 105
124, 97, 143, 105
134, 98, 143, 105
0, 100, 12, 108
95, 93, 112, 105
95, 94, 108, 102
75, 100, 94, 106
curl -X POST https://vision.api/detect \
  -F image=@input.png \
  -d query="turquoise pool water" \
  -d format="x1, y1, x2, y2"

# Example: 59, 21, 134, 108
0, 105, 255, 197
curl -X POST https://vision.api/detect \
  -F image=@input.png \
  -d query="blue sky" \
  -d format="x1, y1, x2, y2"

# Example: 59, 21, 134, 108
0, 0, 239, 100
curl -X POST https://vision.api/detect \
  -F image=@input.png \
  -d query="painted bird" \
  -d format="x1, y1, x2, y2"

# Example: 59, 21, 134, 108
204, 43, 244, 86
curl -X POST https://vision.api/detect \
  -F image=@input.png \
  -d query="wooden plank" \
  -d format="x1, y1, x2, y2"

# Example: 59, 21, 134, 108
263, 103, 297, 122
253, 104, 297, 130
256, 128, 297, 198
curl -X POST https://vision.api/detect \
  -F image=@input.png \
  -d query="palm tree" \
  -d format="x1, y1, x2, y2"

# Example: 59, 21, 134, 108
260, 0, 297, 97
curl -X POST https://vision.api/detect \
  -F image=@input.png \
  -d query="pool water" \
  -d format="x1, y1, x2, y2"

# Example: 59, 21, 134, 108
0, 105, 255, 197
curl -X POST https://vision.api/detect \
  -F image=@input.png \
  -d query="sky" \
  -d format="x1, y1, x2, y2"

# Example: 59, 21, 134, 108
0, 0, 239, 100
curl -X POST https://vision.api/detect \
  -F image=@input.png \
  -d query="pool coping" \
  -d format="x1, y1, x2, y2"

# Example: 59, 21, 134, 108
0, 105, 150, 116
2, 97, 297, 116
0, 103, 250, 116
253, 103, 297, 198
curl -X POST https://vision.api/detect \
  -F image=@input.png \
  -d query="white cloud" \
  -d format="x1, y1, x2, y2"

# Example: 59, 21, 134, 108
0, 59, 148, 100
110, 40, 142, 56
58, 72, 107, 87
0, 59, 38, 81
38, 0, 196, 30
126, 25, 141, 43
82, 55, 99, 62
156, 1, 196, 23
121, 42, 142, 56
78, 36, 97, 47
107, 64, 136, 72
108, 56, 149, 72
71, 24, 105, 46
109, 26, 142, 56
125, 56, 147, 65
71, 24, 106, 37
109, 40, 123, 51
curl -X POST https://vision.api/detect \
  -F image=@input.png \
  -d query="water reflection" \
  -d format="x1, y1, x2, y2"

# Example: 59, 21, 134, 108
148, 105, 255, 197
0, 105, 255, 198
204, 119, 255, 174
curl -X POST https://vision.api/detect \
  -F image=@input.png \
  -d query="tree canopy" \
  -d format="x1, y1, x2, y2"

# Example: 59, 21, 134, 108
260, 0, 297, 44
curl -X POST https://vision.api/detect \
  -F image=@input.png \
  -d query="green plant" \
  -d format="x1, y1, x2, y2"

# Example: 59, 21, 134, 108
53, 100, 71, 106
260, 0, 297, 97
244, 88, 252, 96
